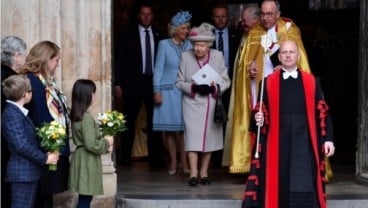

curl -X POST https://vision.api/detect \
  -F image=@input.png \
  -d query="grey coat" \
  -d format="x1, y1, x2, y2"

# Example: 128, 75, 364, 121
176, 49, 231, 152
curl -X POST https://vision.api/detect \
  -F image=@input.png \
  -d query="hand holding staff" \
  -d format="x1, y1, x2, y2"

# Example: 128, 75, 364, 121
254, 34, 273, 158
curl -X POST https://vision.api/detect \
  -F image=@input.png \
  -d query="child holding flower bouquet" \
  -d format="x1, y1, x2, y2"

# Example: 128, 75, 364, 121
1, 74, 60, 208
68, 79, 114, 208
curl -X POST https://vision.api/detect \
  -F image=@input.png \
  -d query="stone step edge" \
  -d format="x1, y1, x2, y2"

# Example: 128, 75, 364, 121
117, 198, 368, 208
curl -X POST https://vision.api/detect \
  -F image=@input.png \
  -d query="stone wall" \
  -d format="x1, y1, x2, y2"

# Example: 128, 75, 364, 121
1, 0, 116, 207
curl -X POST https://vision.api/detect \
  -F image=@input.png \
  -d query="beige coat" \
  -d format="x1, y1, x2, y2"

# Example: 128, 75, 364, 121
176, 49, 230, 152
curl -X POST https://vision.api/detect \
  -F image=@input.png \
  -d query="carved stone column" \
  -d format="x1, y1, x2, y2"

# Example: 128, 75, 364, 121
1, 0, 115, 207
357, 0, 368, 186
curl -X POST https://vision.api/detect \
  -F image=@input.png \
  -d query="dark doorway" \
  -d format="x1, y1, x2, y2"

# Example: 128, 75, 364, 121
112, 0, 359, 169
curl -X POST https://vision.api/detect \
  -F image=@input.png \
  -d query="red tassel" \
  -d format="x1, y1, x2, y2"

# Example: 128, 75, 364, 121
252, 159, 260, 168
248, 175, 259, 185
244, 191, 257, 200
317, 100, 329, 137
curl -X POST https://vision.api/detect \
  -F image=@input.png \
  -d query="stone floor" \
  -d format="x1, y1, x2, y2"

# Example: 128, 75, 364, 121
116, 161, 368, 208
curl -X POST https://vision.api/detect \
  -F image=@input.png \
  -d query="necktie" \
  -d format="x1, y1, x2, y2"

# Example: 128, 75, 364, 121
145, 29, 152, 75
282, 70, 298, 79
218, 31, 224, 54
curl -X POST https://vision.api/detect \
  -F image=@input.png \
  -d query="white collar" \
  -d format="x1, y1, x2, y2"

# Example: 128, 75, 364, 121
139, 25, 152, 33
282, 67, 298, 79
6, 100, 29, 116
216, 27, 228, 34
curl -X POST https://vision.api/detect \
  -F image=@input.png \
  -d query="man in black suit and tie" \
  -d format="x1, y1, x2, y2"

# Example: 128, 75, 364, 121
114, 3, 165, 168
211, 4, 241, 82
211, 3, 241, 168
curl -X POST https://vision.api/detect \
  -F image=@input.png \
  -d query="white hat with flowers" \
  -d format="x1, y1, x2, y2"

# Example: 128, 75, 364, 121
188, 22, 216, 42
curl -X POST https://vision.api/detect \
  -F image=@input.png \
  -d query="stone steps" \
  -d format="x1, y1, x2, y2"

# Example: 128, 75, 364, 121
113, 164, 368, 208
117, 198, 368, 208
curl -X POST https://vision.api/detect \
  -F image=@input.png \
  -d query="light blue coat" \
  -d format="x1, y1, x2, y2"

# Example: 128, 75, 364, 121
153, 38, 192, 131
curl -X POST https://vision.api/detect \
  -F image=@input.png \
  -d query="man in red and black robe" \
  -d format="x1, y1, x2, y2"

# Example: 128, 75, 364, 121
242, 40, 335, 208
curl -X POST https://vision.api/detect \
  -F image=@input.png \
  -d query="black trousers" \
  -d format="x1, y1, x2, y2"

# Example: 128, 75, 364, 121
1, 139, 11, 208
34, 156, 69, 208
121, 75, 165, 167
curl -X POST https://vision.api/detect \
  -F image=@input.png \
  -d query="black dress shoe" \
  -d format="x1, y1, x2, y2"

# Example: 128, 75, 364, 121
200, 177, 211, 185
188, 177, 198, 186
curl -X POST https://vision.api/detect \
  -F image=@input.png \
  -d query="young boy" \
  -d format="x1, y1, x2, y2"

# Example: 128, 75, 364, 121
1, 74, 59, 208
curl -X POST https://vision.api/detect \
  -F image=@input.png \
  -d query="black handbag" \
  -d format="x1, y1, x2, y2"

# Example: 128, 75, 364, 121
214, 85, 228, 123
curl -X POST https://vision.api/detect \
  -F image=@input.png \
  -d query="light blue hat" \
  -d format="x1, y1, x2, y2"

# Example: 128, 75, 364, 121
171, 11, 192, 26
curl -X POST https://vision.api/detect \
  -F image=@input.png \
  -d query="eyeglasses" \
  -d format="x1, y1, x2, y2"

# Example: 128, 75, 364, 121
261, 12, 276, 18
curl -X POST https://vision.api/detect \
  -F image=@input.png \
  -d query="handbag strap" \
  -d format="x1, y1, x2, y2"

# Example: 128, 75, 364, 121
216, 84, 223, 96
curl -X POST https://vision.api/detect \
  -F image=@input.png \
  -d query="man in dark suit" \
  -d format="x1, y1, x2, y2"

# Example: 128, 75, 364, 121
211, 3, 241, 82
211, 3, 241, 168
114, 3, 165, 168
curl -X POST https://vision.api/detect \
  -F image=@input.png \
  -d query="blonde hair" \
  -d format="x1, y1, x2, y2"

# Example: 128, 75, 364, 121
2, 74, 31, 101
21, 40, 60, 85
168, 22, 191, 37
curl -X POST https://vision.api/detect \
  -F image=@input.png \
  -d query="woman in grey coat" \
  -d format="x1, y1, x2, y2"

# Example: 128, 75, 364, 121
176, 22, 231, 186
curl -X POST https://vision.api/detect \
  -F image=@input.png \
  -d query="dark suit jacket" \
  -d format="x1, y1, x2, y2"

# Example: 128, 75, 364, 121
1, 103, 47, 182
114, 25, 165, 92
213, 27, 241, 79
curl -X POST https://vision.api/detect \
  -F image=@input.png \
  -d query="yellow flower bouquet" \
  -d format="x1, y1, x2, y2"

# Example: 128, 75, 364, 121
96, 110, 127, 136
36, 121, 66, 171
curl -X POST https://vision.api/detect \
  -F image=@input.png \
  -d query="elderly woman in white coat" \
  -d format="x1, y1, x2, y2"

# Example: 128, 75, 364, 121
176, 22, 231, 186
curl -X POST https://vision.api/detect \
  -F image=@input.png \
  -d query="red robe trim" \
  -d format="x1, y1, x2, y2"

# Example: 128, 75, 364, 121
265, 69, 326, 208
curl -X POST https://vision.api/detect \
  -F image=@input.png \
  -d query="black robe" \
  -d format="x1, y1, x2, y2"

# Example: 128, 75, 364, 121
242, 68, 333, 208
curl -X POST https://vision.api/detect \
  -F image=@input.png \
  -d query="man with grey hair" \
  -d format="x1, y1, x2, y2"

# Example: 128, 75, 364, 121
241, 4, 261, 33
1, 35, 27, 208
222, 4, 261, 173
1, 36, 27, 73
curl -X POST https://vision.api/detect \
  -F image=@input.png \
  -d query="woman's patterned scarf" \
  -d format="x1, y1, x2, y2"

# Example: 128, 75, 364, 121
36, 73, 69, 127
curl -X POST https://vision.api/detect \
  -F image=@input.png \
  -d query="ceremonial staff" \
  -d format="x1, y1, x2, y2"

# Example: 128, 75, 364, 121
254, 34, 272, 158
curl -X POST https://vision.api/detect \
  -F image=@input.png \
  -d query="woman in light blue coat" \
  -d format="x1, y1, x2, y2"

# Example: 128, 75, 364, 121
153, 11, 192, 175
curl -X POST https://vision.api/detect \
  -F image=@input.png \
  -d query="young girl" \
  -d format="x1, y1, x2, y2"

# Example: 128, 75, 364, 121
68, 79, 113, 208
